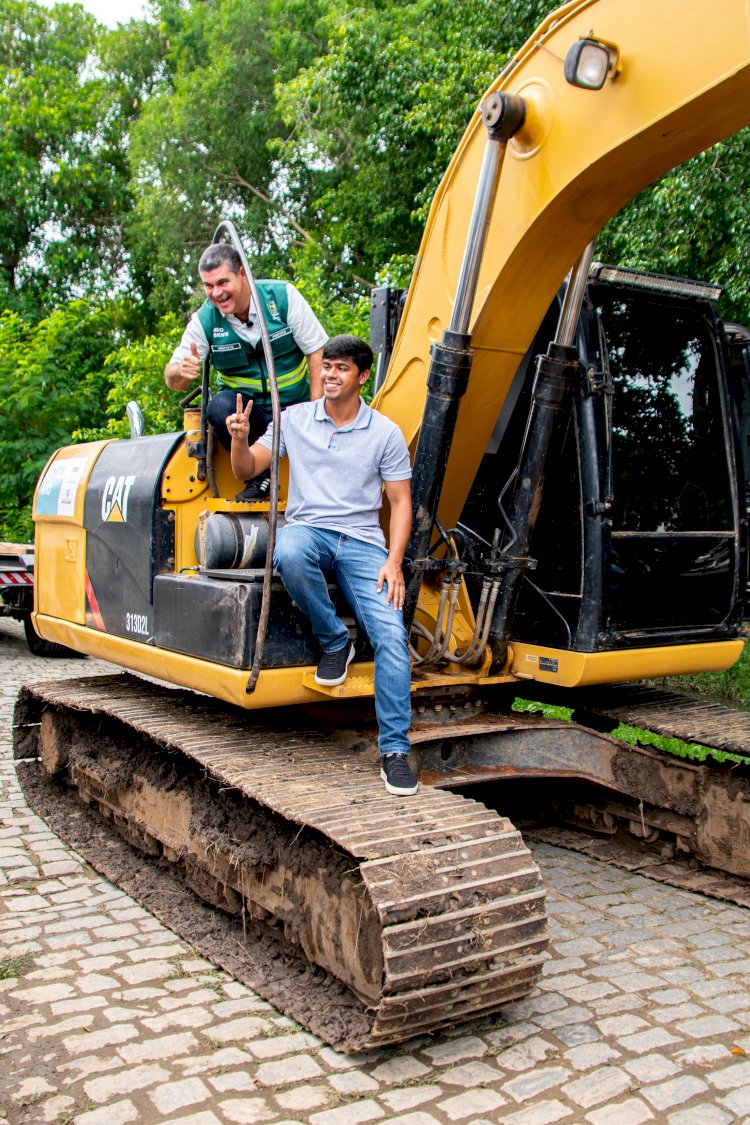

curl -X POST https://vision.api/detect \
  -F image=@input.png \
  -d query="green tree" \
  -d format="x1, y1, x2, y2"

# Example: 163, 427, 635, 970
125, 0, 329, 318
75, 314, 186, 442
598, 131, 750, 326
0, 301, 125, 539
0, 0, 162, 316
273, 0, 556, 305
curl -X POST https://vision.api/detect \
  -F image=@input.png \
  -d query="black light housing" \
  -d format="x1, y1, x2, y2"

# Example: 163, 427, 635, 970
564, 38, 617, 90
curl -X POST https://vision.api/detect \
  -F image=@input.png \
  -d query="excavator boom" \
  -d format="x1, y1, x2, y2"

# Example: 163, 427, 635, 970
377, 0, 750, 532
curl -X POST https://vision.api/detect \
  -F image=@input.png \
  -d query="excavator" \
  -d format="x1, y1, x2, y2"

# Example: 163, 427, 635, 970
13, 0, 750, 1051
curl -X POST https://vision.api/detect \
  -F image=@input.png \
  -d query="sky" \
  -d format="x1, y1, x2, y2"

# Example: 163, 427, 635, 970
38, 0, 151, 26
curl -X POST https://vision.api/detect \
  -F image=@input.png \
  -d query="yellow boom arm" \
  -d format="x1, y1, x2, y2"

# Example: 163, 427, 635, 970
375, 0, 750, 532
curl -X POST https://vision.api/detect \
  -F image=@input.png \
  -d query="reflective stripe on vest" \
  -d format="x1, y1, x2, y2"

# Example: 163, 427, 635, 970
216, 354, 308, 396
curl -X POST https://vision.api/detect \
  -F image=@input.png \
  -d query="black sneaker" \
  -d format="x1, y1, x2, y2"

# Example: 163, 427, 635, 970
236, 474, 270, 502
380, 754, 418, 796
314, 642, 355, 687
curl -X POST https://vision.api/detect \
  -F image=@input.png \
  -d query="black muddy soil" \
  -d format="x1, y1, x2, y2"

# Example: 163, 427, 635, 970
16, 759, 375, 1053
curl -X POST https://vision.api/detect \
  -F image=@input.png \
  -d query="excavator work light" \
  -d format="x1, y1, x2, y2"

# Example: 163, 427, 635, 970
564, 38, 616, 89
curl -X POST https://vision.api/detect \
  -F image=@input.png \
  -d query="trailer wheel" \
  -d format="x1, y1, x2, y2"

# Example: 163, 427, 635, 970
23, 615, 81, 659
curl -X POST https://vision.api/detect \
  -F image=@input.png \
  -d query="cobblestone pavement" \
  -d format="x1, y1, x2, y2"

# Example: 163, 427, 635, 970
4, 620, 750, 1125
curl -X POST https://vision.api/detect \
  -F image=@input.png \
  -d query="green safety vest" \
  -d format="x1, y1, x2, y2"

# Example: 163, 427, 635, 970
197, 280, 309, 407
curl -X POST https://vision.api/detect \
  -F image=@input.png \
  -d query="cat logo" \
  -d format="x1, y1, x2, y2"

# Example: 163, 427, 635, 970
101, 475, 136, 523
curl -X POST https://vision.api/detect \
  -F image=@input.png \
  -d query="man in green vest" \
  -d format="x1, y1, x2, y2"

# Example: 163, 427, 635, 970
165, 243, 327, 500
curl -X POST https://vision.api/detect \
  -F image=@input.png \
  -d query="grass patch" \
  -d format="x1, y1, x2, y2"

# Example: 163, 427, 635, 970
0, 951, 34, 980
512, 696, 750, 767
652, 638, 750, 709
59, 1101, 94, 1124
512, 698, 573, 722
167, 953, 193, 980
609, 722, 749, 766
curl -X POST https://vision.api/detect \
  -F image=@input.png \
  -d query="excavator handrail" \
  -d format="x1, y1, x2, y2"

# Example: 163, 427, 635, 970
210, 220, 280, 693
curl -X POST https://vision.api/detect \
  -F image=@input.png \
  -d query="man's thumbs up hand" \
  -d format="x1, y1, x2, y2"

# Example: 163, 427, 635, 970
181, 339, 202, 381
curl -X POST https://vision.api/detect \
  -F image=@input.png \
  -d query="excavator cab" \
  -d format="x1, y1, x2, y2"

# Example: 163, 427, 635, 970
586, 270, 743, 642
468, 268, 745, 650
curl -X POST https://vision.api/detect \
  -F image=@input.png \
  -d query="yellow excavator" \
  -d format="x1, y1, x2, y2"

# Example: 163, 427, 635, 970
14, 0, 750, 1050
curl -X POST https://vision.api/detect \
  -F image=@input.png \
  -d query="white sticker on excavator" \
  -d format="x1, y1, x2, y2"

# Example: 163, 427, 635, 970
36, 457, 87, 517
125, 612, 149, 636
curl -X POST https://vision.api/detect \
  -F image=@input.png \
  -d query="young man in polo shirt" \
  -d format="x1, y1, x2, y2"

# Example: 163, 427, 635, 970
164, 243, 327, 501
227, 334, 417, 796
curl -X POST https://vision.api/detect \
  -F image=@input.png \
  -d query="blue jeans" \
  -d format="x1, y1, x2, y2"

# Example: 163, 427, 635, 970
274, 524, 412, 757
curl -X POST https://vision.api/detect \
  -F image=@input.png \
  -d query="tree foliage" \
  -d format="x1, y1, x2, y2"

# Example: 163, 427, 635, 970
75, 315, 186, 442
0, 301, 124, 538
125, 0, 329, 316
0, 0, 163, 314
597, 133, 750, 325
273, 0, 554, 301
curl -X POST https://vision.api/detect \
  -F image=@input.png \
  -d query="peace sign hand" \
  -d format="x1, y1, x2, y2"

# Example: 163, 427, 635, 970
227, 393, 253, 442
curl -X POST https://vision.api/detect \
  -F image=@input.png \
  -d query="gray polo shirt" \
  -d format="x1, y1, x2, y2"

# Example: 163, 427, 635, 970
257, 397, 411, 549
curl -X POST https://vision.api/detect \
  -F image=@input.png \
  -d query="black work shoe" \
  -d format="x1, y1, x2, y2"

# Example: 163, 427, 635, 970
314, 642, 355, 687
380, 754, 418, 796
235, 474, 270, 502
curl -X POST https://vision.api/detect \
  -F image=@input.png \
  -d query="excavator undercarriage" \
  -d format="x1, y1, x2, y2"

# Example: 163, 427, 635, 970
15, 675, 550, 1051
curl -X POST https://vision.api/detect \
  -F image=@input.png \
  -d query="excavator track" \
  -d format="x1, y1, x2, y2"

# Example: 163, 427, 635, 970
408, 683, 750, 885
13, 673, 548, 1052
560, 683, 750, 757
